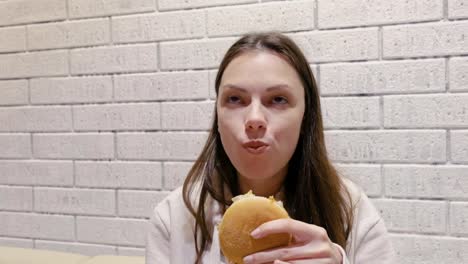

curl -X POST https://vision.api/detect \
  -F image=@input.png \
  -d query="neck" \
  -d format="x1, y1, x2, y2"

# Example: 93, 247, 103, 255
237, 166, 287, 197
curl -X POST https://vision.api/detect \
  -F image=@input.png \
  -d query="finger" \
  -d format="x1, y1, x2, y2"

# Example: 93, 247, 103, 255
288, 259, 332, 264
251, 219, 328, 242
243, 244, 326, 264
273, 260, 289, 264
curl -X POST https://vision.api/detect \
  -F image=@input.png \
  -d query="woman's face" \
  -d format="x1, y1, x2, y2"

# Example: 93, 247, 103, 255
217, 51, 305, 183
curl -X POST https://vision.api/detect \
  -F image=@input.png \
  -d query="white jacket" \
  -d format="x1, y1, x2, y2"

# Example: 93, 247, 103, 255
146, 178, 396, 263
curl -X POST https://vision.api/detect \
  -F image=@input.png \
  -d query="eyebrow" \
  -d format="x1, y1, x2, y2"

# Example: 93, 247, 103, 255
222, 84, 291, 92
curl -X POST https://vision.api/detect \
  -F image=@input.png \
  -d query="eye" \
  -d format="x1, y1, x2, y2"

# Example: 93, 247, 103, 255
227, 95, 242, 104
272, 96, 288, 105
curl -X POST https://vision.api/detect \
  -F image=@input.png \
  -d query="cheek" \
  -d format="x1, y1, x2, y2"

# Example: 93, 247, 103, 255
217, 112, 240, 150
274, 115, 303, 142
218, 108, 244, 135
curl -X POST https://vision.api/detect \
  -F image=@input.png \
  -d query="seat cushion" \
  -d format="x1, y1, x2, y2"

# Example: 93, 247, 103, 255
83, 255, 144, 264
0, 246, 90, 264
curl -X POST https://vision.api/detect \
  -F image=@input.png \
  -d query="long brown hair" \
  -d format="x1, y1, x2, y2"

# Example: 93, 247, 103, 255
182, 32, 354, 263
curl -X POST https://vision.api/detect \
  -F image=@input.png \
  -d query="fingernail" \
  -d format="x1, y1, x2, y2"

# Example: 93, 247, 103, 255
243, 255, 253, 264
250, 228, 261, 239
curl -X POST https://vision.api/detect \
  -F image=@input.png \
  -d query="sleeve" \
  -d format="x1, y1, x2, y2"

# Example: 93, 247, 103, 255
145, 208, 170, 264
333, 243, 350, 264
353, 218, 396, 264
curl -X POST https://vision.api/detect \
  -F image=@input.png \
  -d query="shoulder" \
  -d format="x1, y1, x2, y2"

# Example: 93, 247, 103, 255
149, 187, 186, 228
340, 177, 382, 224
340, 179, 396, 262
153, 187, 185, 217
150, 184, 205, 226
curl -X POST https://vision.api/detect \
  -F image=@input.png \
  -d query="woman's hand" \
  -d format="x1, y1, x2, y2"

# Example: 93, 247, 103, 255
242, 219, 343, 264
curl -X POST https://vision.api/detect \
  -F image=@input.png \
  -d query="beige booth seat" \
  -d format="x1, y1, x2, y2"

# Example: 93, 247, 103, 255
0, 246, 145, 264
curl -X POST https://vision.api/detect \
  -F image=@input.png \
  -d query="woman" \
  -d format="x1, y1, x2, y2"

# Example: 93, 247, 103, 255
146, 32, 395, 264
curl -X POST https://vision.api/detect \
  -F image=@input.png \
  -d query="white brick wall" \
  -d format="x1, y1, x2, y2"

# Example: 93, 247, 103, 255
207, 1, 314, 37
27, 18, 111, 51
112, 11, 206, 43
391, 234, 468, 264
0, 50, 68, 79
0, 80, 28, 106
0, 0, 466, 262
0, 0, 66, 26
35, 188, 116, 215
318, 0, 443, 28
30, 76, 113, 104
0, 160, 73, 186
0, 26, 26, 53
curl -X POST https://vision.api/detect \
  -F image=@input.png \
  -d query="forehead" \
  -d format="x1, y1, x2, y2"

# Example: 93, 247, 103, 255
219, 51, 304, 94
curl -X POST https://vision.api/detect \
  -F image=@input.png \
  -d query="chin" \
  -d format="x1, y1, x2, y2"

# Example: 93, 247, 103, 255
237, 166, 278, 180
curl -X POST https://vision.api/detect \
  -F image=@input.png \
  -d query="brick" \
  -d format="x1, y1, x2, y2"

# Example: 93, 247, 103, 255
373, 199, 446, 234
0, 0, 66, 26
0, 50, 68, 79
0, 237, 33, 248
325, 130, 446, 163
0, 26, 26, 52
391, 234, 468, 264
117, 132, 208, 160
383, 21, 468, 58
0, 160, 73, 186
33, 133, 114, 159
69, 0, 155, 19
75, 161, 162, 189
0, 80, 28, 106
28, 18, 110, 50
450, 57, 468, 92
118, 190, 169, 218
451, 130, 468, 163
335, 164, 381, 197
320, 59, 445, 95
73, 103, 161, 131
35, 188, 115, 216
76, 217, 147, 246
160, 38, 235, 70
384, 94, 468, 128
384, 165, 468, 199
450, 202, 468, 236
114, 71, 209, 101
35, 241, 117, 256
321, 97, 380, 129
0, 106, 72, 132
113, 11, 205, 43
318, 0, 442, 29
0, 134, 31, 158
448, 0, 468, 19
0, 186, 32, 211
310, 65, 318, 79
207, 1, 314, 37
290, 28, 378, 63
30, 76, 113, 104
161, 101, 214, 130
163, 162, 193, 190
118, 247, 144, 256
0, 212, 74, 240
70, 44, 157, 75
208, 70, 218, 99
158, 0, 255, 10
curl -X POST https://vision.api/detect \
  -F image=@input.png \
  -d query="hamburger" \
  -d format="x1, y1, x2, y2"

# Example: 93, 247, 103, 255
218, 191, 292, 264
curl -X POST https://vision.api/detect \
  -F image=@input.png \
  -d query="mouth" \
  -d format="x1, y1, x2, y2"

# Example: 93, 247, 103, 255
242, 140, 269, 154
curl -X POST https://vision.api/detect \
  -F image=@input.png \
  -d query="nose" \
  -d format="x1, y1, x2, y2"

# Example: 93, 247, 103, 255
245, 102, 266, 138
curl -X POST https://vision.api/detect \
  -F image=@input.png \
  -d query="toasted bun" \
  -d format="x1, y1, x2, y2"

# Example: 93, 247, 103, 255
218, 191, 291, 264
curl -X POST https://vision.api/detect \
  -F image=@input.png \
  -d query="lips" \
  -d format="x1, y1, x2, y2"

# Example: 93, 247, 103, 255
242, 140, 269, 154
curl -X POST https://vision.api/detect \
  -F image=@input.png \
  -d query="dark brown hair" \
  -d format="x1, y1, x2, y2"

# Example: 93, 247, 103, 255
182, 32, 354, 263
